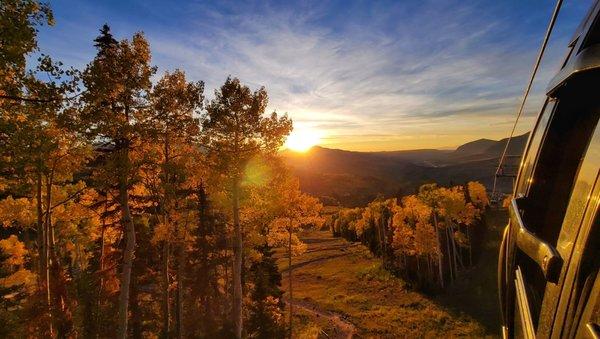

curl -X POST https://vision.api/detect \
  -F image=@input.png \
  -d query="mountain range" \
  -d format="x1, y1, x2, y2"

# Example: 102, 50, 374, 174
282, 133, 529, 207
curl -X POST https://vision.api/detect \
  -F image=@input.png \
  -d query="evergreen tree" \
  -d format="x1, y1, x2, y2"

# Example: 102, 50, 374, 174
80, 26, 156, 338
186, 185, 229, 337
247, 243, 286, 339
93, 24, 117, 51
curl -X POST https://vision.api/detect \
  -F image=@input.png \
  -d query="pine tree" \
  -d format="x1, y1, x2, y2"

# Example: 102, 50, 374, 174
247, 243, 286, 339
80, 26, 156, 338
93, 24, 117, 51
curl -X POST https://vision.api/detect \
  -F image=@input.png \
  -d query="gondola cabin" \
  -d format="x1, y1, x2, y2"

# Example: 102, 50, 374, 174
498, 0, 600, 338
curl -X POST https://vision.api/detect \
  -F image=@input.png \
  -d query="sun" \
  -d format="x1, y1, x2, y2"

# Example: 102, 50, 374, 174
285, 127, 321, 152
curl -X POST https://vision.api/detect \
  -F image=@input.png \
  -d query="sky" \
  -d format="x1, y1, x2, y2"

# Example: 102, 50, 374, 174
37, 0, 593, 151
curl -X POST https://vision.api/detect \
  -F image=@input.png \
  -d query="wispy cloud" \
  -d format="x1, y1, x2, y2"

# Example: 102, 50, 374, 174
38, 0, 590, 150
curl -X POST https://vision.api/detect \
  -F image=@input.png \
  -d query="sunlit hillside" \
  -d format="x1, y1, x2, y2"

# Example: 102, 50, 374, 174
283, 133, 528, 206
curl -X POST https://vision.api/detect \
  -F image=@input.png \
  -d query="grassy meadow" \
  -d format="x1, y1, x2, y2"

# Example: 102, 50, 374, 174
277, 208, 507, 338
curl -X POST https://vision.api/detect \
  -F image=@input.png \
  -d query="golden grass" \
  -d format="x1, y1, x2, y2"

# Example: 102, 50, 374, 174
277, 212, 506, 338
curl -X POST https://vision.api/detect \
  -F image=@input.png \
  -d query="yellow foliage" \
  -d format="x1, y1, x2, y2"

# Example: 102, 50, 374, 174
0, 196, 36, 228
415, 219, 438, 256
0, 235, 36, 293
392, 196, 438, 257
467, 181, 489, 210
0, 268, 36, 291
0, 235, 28, 266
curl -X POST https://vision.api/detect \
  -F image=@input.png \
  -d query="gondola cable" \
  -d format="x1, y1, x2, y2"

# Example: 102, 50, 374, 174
491, 0, 564, 204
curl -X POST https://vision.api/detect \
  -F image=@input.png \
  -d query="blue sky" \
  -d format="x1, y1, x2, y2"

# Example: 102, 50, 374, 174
38, 0, 592, 150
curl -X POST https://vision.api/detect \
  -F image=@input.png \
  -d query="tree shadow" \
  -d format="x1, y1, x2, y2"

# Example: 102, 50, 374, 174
432, 208, 507, 336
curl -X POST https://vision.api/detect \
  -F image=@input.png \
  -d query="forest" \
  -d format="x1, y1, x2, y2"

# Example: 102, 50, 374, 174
325, 181, 490, 290
0, 1, 504, 338
0, 1, 323, 337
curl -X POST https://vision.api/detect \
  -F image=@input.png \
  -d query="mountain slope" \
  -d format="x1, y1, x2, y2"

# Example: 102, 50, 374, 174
282, 133, 529, 206
454, 138, 498, 157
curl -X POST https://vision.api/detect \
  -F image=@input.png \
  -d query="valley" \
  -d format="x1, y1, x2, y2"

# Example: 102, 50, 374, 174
283, 133, 528, 206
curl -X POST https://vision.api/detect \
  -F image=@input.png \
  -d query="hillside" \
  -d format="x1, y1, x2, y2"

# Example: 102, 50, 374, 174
283, 133, 529, 206
276, 208, 506, 337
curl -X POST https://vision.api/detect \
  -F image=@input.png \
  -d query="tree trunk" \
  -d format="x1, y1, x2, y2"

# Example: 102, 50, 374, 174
427, 255, 433, 284
117, 146, 136, 339
380, 213, 388, 266
374, 218, 382, 256
416, 255, 421, 284
162, 133, 171, 338
162, 240, 170, 338
95, 198, 107, 338
433, 213, 444, 288
130, 272, 142, 339
449, 224, 460, 274
37, 170, 53, 336
96, 194, 108, 338
36, 170, 45, 287
444, 226, 453, 282
176, 242, 184, 339
224, 253, 229, 302
44, 174, 54, 334
288, 224, 293, 339
467, 226, 472, 266
451, 224, 464, 270
232, 175, 243, 339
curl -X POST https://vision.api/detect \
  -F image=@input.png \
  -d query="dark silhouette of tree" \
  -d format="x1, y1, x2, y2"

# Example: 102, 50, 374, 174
247, 243, 286, 339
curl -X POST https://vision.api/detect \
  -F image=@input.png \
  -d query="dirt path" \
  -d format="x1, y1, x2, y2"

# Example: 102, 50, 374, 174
281, 235, 357, 338
286, 297, 356, 339
281, 252, 353, 273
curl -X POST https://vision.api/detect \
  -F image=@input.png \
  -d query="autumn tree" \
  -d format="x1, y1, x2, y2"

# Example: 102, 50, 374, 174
0, 235, 36, 336
202, 77, 292, 338
1, 39, 83, 337
334, 181, 488, 290
240, 157, 290, 338
147, 69, 203, 337
392, 195, 438, 287
247, 243, 286, 339
269, 176, 322, 337
186, 184, 230, 337
79, 25, 156, 338
0, 0, 53, 100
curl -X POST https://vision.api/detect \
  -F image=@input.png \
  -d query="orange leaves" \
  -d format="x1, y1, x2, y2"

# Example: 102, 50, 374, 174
242, 157, 272, 187
0, 235, 36, 292
0, 268, 36, 292
151, 222, 170, 245
150, 69, 203, 137
401, 195, 432, 222
392, 195, 436, 257
415, 219, 438, 256
0, 196, 36, 228
467, 181, 489, 210
0, 235, 28, 267
333, 207, 362, 236
418, 184, 484, 227
392, 215, 415, 256
240, 163, 322, 259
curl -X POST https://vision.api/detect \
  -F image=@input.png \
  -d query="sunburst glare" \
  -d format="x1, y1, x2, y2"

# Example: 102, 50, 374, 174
285, 127, 322, 152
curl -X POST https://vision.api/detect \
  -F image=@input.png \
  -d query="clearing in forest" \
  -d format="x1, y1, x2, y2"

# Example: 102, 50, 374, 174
277, 209, 506, 338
